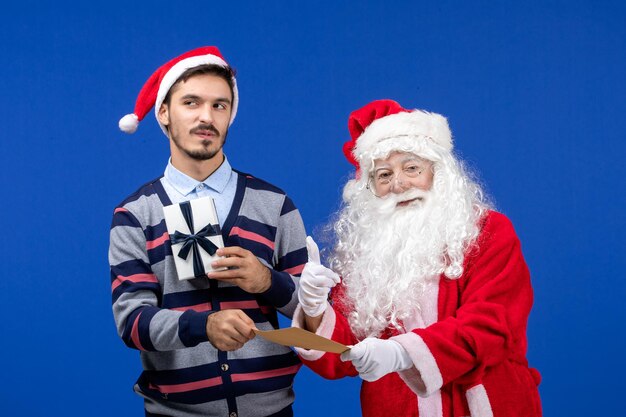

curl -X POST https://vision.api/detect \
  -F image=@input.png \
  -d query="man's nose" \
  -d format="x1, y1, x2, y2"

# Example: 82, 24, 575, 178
199, 104, 214, 123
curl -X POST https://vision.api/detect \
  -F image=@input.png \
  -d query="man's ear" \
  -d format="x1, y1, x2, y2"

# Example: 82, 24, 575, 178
157, 103, 170, 127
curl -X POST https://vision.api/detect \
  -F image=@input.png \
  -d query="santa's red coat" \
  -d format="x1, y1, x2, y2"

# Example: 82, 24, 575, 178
294, 211, 542, 417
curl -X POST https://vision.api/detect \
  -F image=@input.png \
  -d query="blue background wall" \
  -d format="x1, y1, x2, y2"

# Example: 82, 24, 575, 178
1, 1, 624, 415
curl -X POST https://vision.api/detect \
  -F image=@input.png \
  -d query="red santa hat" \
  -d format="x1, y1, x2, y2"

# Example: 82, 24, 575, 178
342, 99, 452, 176
119, 46, 238, 135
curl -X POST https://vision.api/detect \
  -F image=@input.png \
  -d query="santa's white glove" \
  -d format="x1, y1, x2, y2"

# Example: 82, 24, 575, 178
340, 337, 413, 382
298, 236, 341, 317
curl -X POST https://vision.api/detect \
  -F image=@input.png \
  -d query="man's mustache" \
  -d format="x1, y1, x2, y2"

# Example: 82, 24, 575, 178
190, 124, 220, 136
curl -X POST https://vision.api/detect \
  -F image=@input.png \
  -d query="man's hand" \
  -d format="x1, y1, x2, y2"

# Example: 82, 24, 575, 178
340, 337, 413, 382
298, 236, 341, 317
206, 309, 256, 351
208, 246, 271, 293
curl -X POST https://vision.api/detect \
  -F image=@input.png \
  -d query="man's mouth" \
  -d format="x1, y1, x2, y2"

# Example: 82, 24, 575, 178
194, 130, 215, 139
191, 125, 220, 139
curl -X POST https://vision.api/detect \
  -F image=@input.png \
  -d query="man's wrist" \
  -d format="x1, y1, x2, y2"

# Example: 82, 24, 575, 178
259, 269, 296, 307
258, 266, 272, 293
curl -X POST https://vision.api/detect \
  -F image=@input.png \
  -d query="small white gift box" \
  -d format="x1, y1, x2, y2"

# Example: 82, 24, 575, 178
163, 196, 226, 280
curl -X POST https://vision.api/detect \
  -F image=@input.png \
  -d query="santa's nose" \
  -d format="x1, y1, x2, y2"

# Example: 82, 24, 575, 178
390, 177, 410, 193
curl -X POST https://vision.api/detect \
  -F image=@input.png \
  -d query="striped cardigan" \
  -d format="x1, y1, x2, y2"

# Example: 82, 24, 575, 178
109, 170, 307, 417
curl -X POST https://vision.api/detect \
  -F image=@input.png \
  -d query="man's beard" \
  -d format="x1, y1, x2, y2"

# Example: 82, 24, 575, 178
171, 124, 228, 161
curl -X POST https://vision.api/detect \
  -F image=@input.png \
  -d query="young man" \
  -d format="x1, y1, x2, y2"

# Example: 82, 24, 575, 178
293, 100, 542, 416
110, 46, 307, 417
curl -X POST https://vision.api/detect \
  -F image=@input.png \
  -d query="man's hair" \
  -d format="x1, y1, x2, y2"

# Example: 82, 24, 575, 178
162, 64, 236, 106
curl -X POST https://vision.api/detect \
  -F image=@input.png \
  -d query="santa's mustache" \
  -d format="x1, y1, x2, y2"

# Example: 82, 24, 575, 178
190, 124, 220, 136
372, 188, 431, 214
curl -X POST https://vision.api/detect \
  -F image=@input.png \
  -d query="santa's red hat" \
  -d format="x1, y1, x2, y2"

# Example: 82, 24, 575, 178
343, 99, 452, 176
119, 46, 238, 135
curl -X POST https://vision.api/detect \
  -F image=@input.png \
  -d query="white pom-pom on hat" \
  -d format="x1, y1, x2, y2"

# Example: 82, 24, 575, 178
119, 113, 139, 134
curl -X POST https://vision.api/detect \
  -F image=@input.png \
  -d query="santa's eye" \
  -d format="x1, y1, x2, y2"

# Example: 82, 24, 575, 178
404, 165, 422, 176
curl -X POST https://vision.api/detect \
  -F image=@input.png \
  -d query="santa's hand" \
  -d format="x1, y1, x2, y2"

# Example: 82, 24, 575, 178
298, 236, 341, 317
340, 338, 413, 382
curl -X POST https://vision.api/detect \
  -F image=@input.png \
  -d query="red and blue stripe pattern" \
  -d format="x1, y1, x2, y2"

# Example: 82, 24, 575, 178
109, 173, 307, 412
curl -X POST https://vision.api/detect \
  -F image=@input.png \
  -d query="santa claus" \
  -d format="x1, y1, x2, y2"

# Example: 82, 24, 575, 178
293, 99, 542, 417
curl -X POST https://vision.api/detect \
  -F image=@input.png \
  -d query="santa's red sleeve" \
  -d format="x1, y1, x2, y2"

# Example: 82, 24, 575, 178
291, 283, 360, 379
392, 211, 534, 397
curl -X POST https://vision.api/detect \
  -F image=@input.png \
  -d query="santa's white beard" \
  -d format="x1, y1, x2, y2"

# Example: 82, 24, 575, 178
332, 188, 447, 338
329, 161, 488, 339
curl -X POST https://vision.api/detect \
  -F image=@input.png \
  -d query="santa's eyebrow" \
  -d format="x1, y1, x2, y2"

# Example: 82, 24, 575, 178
375, 157, 420, 169
401, 156, 423, 163
374, 165, 392, 172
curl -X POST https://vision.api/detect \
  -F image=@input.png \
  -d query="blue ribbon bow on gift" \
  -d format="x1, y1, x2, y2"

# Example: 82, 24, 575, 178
170, 200, 221, 278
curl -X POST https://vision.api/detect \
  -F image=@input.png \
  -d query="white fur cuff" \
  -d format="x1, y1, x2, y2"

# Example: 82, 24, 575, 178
291, 303, 336, 361
392, 332, 443, 397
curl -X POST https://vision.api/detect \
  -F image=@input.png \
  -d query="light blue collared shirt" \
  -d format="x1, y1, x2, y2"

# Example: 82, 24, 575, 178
161, 157, 237, 227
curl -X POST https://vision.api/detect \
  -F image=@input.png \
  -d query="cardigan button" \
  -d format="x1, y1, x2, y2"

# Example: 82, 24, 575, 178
221, 363, 229, 372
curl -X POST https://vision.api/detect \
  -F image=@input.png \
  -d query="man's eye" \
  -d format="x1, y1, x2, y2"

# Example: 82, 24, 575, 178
184, 100, 197, 106
405, 165, 419, 173
377, 172, 392, 180
214, 103, 227, 110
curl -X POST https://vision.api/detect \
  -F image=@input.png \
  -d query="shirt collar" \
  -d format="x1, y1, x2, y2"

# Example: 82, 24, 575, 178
164, 157, 233, 196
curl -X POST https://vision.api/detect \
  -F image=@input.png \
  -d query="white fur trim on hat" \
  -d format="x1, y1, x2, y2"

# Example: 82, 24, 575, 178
154, 55, 239, 135
353, 110, 452, 173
